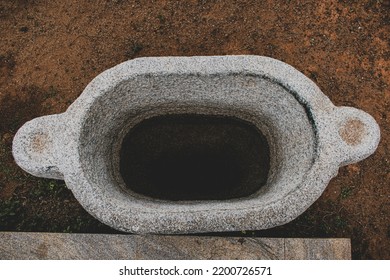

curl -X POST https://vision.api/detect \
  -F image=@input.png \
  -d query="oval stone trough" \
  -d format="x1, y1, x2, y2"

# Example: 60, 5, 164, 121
12, 56, 380, 233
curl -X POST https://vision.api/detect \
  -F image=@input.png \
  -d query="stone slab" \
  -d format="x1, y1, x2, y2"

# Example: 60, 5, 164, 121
0, 232, 350, 260
284, 238, 351, 260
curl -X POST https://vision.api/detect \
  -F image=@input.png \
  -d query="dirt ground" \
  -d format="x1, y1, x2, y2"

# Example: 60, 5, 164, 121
0, 0, 389, 259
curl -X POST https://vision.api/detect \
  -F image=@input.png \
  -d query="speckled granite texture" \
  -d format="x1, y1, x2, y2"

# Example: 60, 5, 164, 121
12, 56, 380, 233
0, 232, 351, 260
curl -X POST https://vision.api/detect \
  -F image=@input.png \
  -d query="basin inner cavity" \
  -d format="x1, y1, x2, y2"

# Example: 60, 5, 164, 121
119, 114, 270, 201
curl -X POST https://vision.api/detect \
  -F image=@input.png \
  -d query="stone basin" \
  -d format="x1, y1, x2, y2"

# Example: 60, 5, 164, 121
12, 56, 380, 233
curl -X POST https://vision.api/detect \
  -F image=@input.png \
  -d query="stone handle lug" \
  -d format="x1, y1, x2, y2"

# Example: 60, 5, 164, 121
12, 114, 65, 180
330, 106, 380, 167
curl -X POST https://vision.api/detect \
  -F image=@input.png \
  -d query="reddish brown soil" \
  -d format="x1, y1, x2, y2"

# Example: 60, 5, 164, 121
0, 0, 388, 259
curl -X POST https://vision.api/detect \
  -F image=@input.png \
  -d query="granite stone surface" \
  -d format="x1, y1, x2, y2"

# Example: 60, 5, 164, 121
12, 56, 380, 233
0, 232, 351, 260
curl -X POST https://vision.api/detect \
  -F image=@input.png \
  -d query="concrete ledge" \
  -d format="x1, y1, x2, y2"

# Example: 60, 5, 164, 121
0, 232, 350, 260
